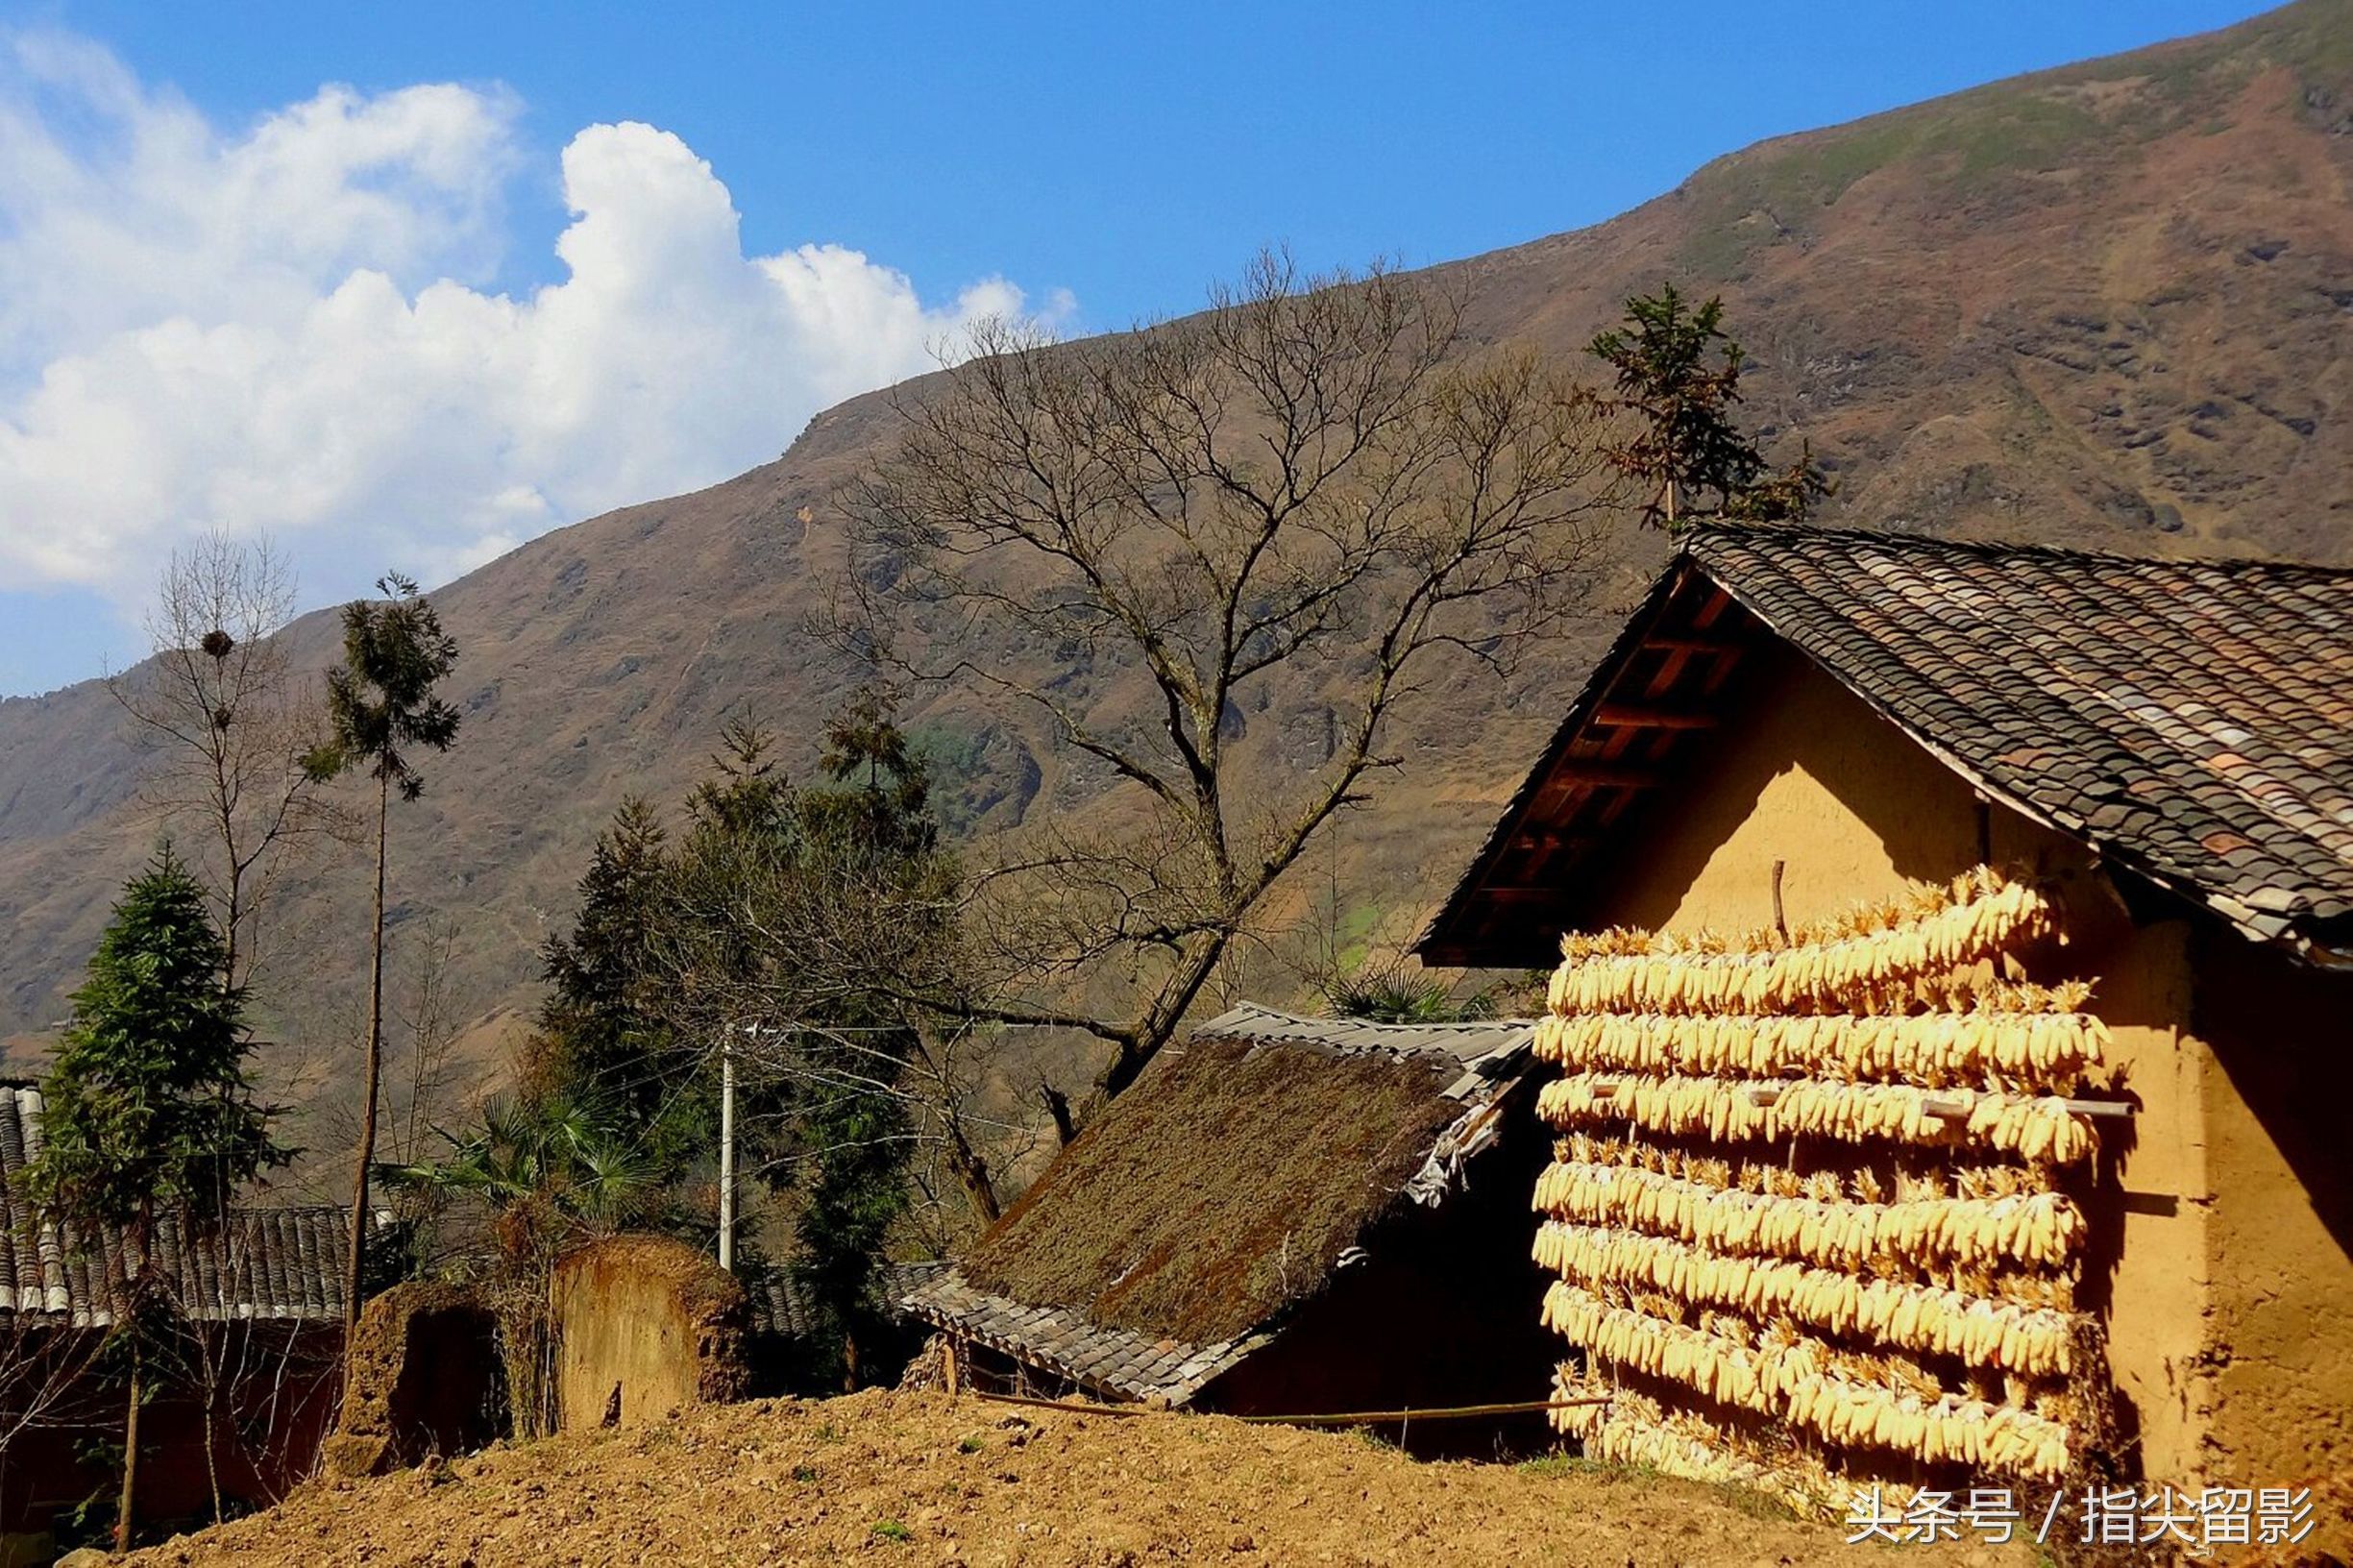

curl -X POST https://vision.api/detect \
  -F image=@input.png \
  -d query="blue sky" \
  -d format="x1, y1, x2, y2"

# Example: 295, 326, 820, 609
0, 0, 2280, 697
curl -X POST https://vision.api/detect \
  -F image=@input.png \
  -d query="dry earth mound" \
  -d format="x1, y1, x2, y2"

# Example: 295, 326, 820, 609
126, 1388, 2028, 1567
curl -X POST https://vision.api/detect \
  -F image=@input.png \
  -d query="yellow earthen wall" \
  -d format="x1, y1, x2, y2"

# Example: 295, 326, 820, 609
1569, 647, 2349, 1489
2188, 931, 2353, 1487
549, 1236, 749, 1432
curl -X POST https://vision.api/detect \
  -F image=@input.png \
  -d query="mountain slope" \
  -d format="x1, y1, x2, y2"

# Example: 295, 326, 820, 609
2, 1, 2347, 1114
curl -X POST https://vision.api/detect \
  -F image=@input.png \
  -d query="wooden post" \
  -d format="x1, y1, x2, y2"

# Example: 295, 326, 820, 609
719, 1026, 736, 1272
1770, 859, 1790, 943
942, 1335, 960, 1398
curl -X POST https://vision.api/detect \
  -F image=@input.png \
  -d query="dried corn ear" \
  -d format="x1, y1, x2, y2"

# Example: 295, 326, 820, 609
1550, 1373, 1864, 1523
1548, 871, 2057, 1016
1533, 1008, 2105, 1095
1542, 1284, 2072, 1478
1532, 1160, 2082, 1271
1532, 1220, 2074, 1377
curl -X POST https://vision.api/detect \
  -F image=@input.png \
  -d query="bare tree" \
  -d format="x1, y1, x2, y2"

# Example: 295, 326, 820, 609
0, 1310, 110, 1461
386, 916, 466, 1174
107, 532, 340, 993
848, 250, 1615, 1127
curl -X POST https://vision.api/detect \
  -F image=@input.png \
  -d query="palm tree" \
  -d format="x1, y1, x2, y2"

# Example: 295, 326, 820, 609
380, 1092, 658, 1433
386, 1094, 661, 1264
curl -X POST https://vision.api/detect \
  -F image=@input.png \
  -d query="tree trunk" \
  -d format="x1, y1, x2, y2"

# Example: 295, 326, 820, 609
1094, 935, 1228, 1110
113, 1338, 141, 1554
200, 1353, 223, 1526
220, 885, 239, 999
944, 1125, 1000, 1223
344, 771, 390, 1341
1039, 1083, 1075, 1148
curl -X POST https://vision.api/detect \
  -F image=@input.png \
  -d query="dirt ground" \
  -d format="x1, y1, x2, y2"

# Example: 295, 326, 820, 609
125, 1389, 2033, 1568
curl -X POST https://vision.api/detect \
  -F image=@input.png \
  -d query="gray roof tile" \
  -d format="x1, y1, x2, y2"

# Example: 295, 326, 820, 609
0, 1084, 347, 1327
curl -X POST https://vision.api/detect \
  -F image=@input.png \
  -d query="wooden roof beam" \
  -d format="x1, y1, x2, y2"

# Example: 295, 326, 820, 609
1638, 633, 1743, 656
1591, 703, 1719, 730
1472, 886, 1577, 906
1539, 762, 1660, 791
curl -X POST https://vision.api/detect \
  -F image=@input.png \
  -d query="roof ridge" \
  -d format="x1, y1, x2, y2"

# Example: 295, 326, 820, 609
1678, 521, 2353, 578
1198, 1001, 1537, 1035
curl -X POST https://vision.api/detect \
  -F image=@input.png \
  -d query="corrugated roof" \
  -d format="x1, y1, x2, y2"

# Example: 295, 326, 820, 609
0, 1083, 348, 1328
1419, 526, 2353, 966
902, 1006, 1535, 1404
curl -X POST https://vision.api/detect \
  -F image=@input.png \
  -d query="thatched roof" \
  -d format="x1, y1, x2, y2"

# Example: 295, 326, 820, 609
1419, 525, 2353, 967
903, 1004, 1532, 1404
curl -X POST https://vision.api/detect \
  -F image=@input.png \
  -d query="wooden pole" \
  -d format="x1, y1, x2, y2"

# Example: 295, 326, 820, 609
719, 1026, 737, 1273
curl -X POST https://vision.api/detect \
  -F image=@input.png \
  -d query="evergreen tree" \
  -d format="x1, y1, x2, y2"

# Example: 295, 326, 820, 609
537, 797, 675, 1115
1588, 282, 1829, 530
19, 846, 284, 1551
306, 573, 461, 1336
513, 697, 954, 1387
780, 692, 945, 1387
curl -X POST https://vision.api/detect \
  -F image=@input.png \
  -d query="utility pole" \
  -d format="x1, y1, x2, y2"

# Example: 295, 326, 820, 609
719, 1024, 737, 1272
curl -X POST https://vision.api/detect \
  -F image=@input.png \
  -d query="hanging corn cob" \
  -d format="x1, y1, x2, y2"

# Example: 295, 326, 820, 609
1533, 1004, 2105, 1094
1547, 870, 2058, 1017
1533, 1158, 2084, 1272
1536, 1072, 2098, 1164
1542, 1283, 2073, 1478
1523, 867, 2097, 1495
1533, 1220, 2074, 1377
1558, 868, 2053, 968
1550, 1373, 1871, 1523
1555, 1130, 2059, 1202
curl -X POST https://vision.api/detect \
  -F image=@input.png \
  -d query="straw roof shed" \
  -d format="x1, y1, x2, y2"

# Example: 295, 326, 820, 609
904, 1005, 1557, 1431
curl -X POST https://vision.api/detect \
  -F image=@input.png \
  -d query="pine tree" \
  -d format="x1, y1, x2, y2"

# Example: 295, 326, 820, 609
19, 846, 284, 1551
306, 573, 460, 1338
1588, 282, 1829, 531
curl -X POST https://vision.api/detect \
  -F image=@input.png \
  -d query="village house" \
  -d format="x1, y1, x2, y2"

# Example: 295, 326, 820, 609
0, 1083, 347, 1562
902, 1003, 1562, 1450
1418, 524, 2353, 1496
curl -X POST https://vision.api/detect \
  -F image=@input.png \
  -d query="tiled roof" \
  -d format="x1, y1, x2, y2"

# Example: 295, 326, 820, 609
1690, 528, 2353, 945
901, 1267, 1272, 1407
1420, 527, 2353, 965
901, 1006, 1536, 1405
0, 1083, 349, 1328
751, 1260, 946, 1339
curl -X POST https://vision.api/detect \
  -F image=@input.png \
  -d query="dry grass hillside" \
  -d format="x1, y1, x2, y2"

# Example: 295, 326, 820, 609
125, 1389, 2032, 1567
2, 1, 2347, 1133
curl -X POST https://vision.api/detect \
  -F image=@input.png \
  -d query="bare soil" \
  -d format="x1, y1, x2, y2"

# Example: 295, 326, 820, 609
128, 1389, 2032, 1567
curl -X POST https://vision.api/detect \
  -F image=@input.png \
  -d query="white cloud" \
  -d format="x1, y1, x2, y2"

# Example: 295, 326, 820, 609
0, 31, 1060, 628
